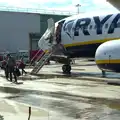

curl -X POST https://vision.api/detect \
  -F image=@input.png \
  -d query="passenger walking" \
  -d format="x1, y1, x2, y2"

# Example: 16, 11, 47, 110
6, 54, 17, 83
17, 56, 27, 75
1, 56, 9, 80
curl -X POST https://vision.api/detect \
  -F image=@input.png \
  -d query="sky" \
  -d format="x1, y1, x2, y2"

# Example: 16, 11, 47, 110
0, 0, 118, 14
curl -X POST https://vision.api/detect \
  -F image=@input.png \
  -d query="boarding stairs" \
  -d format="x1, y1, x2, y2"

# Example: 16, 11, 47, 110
29, 50, 45, 66
30, 18, 56, 74
30, 50, 53, 74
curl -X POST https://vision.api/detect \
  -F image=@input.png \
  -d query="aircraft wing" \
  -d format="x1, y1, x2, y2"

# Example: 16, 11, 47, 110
107, 0, 120, 10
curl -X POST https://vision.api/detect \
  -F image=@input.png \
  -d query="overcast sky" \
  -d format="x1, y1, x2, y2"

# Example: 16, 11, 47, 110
0, 0, 118, 13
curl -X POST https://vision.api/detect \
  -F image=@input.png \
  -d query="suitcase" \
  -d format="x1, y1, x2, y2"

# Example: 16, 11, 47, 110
15, 67, 21, 76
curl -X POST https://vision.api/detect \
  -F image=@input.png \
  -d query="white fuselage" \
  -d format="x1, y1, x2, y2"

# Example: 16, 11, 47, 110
38, 11, 120, 72
61, 12, 120, 47
51, 12, 120, 58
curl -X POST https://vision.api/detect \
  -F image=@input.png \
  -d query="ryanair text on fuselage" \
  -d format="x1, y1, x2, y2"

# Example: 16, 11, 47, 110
63, 13, 120, 38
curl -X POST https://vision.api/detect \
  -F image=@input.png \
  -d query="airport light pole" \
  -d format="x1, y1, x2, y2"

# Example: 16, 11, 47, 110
75, 4, 81, 14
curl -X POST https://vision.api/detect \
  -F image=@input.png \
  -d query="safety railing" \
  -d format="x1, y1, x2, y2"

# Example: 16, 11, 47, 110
0, 6, 77, 15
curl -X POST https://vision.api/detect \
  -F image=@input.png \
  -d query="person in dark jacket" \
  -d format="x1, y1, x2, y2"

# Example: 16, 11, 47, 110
6, 54, 17, 83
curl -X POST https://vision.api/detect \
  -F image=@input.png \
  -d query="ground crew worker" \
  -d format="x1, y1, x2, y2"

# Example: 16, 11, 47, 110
6, 54, 17, 83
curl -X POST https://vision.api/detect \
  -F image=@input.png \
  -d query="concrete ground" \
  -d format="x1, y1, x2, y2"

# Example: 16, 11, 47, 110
0, 99, 48, 120
0, 60, 120, 120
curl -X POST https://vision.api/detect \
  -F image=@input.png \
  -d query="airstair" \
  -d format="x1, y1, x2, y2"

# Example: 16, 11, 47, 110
29, 50, 45, 66
31, 50, 53, 74
30, 18, 56, 74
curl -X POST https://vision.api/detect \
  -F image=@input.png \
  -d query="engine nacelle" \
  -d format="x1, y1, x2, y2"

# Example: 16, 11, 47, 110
95, 40, 120, 72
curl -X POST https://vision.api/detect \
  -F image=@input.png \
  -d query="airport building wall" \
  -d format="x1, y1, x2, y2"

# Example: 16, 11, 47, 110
0, 11, 68, 59
0, 11, 41, 53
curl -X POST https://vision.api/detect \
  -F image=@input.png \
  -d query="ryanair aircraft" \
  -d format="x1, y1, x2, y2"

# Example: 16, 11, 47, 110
38, 11, 120, 74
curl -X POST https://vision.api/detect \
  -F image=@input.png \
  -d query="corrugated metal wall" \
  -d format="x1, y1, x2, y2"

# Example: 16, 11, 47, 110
0, 11, 69, 54
0, 11, 40, 52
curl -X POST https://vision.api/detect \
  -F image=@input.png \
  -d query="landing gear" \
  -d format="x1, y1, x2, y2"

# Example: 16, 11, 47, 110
62, 64, 71, 74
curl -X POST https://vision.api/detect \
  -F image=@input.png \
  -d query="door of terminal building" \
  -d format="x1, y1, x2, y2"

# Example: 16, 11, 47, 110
29, 33, 41, 60
29, 33, 41, 51
31, 39, 39, 50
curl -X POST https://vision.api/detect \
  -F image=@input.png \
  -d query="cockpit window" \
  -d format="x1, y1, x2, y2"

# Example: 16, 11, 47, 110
63, 20, 75, 32
59, 20, 65, 25
66, 22, 74, 32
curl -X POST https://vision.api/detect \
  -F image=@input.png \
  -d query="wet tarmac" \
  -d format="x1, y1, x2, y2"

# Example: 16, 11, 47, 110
0, 60, 120, 119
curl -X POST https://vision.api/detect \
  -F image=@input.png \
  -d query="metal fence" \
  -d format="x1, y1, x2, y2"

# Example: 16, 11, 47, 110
0, 6, 78, 15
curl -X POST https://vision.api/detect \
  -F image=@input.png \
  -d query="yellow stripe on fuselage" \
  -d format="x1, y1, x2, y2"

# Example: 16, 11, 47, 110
64, 37, 120, 47
96, 59, 120, 64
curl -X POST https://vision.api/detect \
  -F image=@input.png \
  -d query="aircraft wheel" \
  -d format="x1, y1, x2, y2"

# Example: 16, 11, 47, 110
62, 64, 71, 74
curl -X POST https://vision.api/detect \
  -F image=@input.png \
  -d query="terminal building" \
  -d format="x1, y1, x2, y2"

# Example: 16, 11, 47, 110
0, 8, 71, 60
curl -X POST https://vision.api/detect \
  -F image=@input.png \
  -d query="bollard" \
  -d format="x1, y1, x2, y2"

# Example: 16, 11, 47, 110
28, 107, 31, 120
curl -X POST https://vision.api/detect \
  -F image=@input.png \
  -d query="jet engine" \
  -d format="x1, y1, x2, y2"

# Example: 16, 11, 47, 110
95, 40, 120, 72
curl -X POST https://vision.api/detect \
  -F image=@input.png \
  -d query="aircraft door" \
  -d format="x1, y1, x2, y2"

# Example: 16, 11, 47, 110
55, 20, 65, 44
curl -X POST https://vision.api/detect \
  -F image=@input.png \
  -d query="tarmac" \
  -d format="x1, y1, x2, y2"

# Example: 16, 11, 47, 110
0, 59, 120, 120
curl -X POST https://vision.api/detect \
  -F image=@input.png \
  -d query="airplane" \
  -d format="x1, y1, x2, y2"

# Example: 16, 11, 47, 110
38, 11, 120, 75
